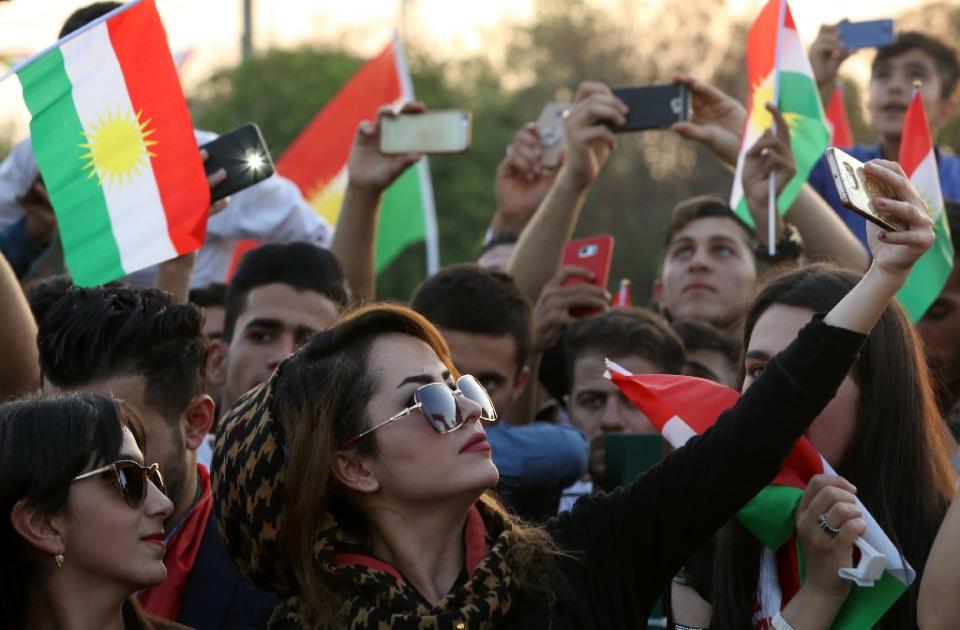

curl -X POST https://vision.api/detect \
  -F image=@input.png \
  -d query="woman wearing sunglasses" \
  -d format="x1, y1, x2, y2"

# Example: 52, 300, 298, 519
214, 159, 933, 629
0, 393, 180, 630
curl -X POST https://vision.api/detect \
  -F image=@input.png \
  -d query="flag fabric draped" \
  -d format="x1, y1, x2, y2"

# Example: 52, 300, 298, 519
826, 84, 854, 147
15, 0, 209, 286
604, 366, 914, 629
730, 0, 830, 227
896, 92, 954, 321
276, 36, 438, 274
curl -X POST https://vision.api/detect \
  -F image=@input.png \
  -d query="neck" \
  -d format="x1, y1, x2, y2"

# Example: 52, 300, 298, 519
365, 497, 474, 605
167, 457, 200, 529
27, 570, 128, 630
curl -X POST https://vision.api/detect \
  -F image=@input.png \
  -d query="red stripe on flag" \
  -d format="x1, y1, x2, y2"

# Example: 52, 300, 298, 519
107, 0, 210, 254
899, 92, 932, 177
277, 41, 402, 198
826, 85, 854, 147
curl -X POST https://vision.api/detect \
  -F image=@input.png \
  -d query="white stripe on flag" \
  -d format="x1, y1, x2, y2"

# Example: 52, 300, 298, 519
662, 415, 696, 448
61, 24, 177, 273
910, 150, 945, 220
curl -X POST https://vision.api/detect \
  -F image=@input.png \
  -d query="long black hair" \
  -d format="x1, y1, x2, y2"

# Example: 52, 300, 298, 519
0, 393, 144, 629
711, 265, 956, 630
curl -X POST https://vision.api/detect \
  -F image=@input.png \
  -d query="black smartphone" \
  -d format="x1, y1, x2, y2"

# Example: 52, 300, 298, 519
837, 19, 894, 50
608, 83, 689, 133
200, 123, 275, 202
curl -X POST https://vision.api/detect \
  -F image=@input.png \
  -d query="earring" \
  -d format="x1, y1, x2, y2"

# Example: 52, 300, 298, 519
54, 553, 64, 568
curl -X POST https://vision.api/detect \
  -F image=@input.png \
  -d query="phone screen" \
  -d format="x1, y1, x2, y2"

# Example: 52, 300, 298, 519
609, 84, 689, 133
200, 123, 275, 202
838, 19, 894, 50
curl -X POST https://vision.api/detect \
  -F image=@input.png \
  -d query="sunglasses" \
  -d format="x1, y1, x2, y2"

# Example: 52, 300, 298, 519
341, 374, 497, 448
72, 460, 167, 509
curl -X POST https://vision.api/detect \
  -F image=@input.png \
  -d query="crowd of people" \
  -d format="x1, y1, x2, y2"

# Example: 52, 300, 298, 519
5, 2, 960, 629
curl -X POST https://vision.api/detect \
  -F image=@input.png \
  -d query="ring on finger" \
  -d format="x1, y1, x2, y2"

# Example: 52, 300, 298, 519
817, 511, 841, 537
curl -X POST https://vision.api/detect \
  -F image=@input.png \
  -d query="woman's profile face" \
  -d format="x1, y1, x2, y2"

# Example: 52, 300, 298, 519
742, 304, 860, 466
59, 427, 173, 589
361, 333, 499, 504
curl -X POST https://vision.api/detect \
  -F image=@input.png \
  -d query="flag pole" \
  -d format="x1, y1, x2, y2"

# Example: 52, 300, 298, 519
768, 0, 787, 257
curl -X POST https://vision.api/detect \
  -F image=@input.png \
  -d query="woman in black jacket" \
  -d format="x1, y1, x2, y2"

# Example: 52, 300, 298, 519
212, 151, 935, 629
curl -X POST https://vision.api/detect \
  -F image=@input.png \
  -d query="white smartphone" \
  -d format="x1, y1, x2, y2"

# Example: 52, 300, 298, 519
537, 101, 570, 168
380, 110, 472, 155
824, 147, 904, 232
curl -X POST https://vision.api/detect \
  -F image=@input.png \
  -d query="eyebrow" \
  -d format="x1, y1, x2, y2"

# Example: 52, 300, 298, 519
396, 370, 451, 389
242, 318, 284, 332
744, 349, 771, 362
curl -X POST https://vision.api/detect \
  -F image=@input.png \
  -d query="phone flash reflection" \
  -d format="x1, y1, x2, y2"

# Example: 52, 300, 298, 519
243, 151, 266, 173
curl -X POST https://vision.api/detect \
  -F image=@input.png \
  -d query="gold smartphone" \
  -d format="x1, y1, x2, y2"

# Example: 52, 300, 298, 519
825, 147, 904, 232
380, 110, 472, 155
537, 101, 570, 169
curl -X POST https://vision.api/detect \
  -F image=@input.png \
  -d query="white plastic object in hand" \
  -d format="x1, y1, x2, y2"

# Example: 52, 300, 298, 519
838, 536, 887, 586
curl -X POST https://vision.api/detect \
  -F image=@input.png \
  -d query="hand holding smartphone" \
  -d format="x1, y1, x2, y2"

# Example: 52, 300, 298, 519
380, 110, 472, 155
561, 235, 614, 317
608, 83, 689, 133
825, 147, 905, 231
200, 123, 275, 202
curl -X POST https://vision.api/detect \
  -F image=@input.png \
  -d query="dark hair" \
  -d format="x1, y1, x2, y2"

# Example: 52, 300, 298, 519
26, 275, 76, 325
710, 265, 956, 630
671, 319, 741, 380
272, 303, 562, 624
946, 199, 960, 256
59, 2, 121, 38
0, 393, 143, 628
564, 307, 685, 385
663, 195, 755, 249
223, 242, 347, 342
37, 285, 207, 423
188, 283, 227, 308
409, 264, 532, 375
873, 31, 960, 100
478, 232, 519, 258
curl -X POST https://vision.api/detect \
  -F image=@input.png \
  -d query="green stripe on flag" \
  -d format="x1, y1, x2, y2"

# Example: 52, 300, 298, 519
18, 48, 124, 286
735, 71, 830, 228
897, 214, 954, 321
737, 484, 804, 549
376, 164, 427, 272
833, 569, 909, 630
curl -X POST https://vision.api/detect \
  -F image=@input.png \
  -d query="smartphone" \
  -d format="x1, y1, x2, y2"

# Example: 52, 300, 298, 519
609, 84, 689, 133
380, 110, 472, 154
602, 433, 665, 491
824, 147, 904, 232
200, 123, 275, 202
838, 19, 895, 50
561, 235, 614, 317
537, 101, 570, 169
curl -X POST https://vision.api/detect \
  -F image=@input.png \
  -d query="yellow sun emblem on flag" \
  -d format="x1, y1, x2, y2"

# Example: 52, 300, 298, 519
79, 108, 157, 187
749, 76, 801, 131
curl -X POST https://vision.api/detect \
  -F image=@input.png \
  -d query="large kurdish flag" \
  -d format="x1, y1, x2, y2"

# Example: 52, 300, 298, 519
730, 0, 830, 226
604, 365, 914, 629
896, 92, 954, 321
16, 0, 209, 287
277, 37, 439, 274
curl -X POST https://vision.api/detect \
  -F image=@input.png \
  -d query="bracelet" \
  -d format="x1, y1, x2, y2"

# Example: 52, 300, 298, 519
771, 612, 795, 630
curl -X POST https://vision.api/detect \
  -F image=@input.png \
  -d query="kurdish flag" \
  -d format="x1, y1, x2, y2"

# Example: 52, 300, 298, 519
605, 366, 914, 630
896, 92, 954, 321
13, 0, 209, 286
730, 0, 830, 226
277, 36, 438, 274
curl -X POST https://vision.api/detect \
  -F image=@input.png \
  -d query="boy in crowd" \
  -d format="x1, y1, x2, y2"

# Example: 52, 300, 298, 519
36, 285, 276, 629
807, 29, 960, 245
560, 307, 685, 510
410, 264, 589, 520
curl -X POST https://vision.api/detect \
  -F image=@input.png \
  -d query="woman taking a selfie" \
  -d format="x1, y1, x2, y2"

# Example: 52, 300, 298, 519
213, 94, 937, 628
0, 393, 178, 630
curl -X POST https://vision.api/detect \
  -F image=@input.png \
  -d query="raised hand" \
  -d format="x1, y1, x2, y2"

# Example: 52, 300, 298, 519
742, 103, 796, 241
493, 123, 557, 234
863, 160, 935, 280
559, 82, 627, 190
531, 266, 610, 353
347, 102, 424, 194
809, 23, 851, 91
671, 73, 746, 166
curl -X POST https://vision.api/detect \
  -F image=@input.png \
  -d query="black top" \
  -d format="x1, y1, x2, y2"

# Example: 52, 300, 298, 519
502, 316, 866, 629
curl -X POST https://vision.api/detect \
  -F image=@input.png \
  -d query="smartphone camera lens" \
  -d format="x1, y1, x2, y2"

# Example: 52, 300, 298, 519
579, 244, 599, 257
843, 163, 861, 191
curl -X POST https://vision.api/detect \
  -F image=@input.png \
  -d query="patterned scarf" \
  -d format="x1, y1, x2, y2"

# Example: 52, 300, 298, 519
214, 363, 519, 630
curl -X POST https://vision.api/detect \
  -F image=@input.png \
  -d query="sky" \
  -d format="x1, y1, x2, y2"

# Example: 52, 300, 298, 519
0, 0, 928, 135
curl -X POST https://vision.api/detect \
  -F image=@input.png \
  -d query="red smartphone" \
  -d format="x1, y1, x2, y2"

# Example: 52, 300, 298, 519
561, 235, 614, 317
